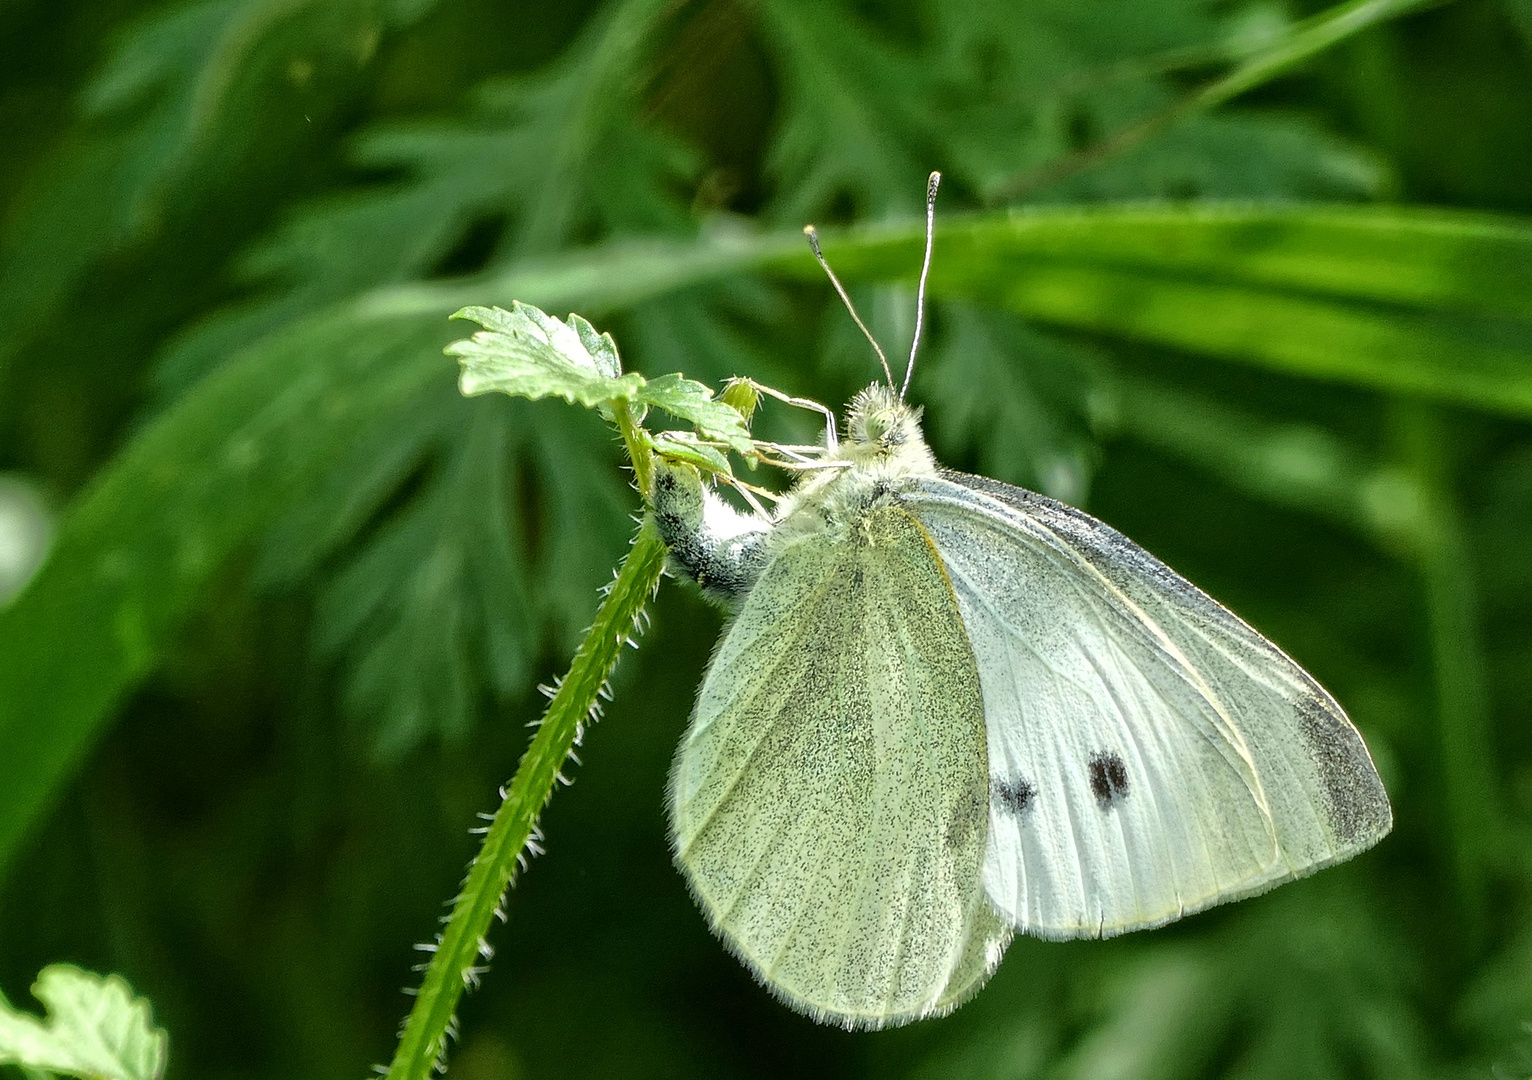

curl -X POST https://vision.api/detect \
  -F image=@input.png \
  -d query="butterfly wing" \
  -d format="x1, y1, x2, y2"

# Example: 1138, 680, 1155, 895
904, 471, 1391, 939
670, 505, 1011, 1028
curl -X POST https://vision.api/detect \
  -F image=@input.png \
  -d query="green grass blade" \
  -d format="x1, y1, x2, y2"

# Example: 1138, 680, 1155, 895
1396, 404, 1500, 947
992, 263, 1532, 413
760, 205, 1532, 414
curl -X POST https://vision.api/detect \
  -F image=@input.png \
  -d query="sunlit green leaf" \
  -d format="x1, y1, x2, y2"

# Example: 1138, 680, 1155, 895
648, 433, 735, 478
450, 302, 645, 407
636, 373, 753, 452
0, 966, 166, 1080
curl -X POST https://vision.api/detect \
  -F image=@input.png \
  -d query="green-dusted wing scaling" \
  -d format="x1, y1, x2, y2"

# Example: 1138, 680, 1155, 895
669, 506, 1010, 1028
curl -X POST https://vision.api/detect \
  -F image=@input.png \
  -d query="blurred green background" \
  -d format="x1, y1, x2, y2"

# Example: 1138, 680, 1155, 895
3, 0, 1532, 1076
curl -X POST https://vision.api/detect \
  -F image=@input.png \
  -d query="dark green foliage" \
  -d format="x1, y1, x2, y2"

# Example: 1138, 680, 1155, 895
1, 0, 1531, 1077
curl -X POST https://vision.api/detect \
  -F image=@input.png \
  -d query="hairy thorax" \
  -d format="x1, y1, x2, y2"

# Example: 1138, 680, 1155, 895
769, 385, 938, 553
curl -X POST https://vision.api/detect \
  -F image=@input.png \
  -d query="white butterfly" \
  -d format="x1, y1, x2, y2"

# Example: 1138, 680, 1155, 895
649, 175, 1391, 1029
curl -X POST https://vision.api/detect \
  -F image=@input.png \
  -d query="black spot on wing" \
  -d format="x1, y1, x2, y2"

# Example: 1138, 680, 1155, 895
1295, 697, 1391, 845
991, 776, 1037, 816
1088, 751, 1129, 808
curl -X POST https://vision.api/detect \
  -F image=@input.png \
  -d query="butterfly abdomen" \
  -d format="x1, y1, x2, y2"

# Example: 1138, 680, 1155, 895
651, 461, 772, 605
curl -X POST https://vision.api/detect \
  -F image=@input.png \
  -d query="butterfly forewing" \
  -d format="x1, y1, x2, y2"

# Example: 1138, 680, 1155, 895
669, 506, 1010, 1027
905, 472, 1391, 939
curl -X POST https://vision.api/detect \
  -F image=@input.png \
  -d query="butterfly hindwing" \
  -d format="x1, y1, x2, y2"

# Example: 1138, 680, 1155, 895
904, 471, 1391, 939
669, 505, 1011, 1027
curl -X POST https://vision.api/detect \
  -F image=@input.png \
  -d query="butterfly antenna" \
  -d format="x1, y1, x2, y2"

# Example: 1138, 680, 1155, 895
803, 225, 896, 390
901, 170, 940, 401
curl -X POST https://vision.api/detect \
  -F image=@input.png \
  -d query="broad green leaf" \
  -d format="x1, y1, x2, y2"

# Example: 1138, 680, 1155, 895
0, 966, 166, 1080
942, 204, 1532, 318
794, 204, 1532, 318
450, 303, 645, 406
995, 266, 1532, 414
0, 305, 452, 869
637, 374, 753, 452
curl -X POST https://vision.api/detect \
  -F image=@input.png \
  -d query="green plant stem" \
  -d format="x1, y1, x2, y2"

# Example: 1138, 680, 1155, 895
1396, 404, 1497, 950
988, 0, 1444, 202
614, 400, 655, 497
384, 518, 668, 1080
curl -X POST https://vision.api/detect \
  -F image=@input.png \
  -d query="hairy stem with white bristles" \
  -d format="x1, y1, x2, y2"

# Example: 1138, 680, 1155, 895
385, 411, 668, 1080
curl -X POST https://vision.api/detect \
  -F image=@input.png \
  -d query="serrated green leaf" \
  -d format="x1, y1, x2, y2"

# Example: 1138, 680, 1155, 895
637, 373, 753, 451
1039, 111, 1384, 203
758, 0, 1381, 224
311, 397, 533, 757
449, 303, 645, 407
570, 313, 623, 378
648, 433, 735, 478
291, 386, 629, 758
0, 966, 166, 1080
756, 0, 933, 222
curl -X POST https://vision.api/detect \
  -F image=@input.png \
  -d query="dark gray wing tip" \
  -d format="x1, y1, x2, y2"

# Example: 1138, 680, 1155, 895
1295, 696, 1393, 848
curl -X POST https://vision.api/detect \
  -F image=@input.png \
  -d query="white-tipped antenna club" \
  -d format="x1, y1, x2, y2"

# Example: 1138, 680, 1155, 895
804, 224, 896, 390
901, 170, 940, 401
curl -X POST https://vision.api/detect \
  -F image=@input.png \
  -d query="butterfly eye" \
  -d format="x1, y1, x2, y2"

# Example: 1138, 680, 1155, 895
860, 410, 905, 446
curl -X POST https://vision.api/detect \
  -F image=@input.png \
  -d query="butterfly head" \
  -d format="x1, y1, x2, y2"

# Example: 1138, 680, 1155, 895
842, 384, 934, 474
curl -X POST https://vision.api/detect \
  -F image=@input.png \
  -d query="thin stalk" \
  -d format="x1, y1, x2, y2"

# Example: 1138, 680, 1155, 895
987, 0, 1445, 203
1396, 403, 1496, 950
614, 399, 655, 497
384, 410, 667, 1080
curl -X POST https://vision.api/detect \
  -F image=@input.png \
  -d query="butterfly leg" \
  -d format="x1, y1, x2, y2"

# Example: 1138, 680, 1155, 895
650, 460, 772, 606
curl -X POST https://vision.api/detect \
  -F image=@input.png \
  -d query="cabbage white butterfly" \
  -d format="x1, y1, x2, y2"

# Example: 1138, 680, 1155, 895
650, 174, 1391, 1029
